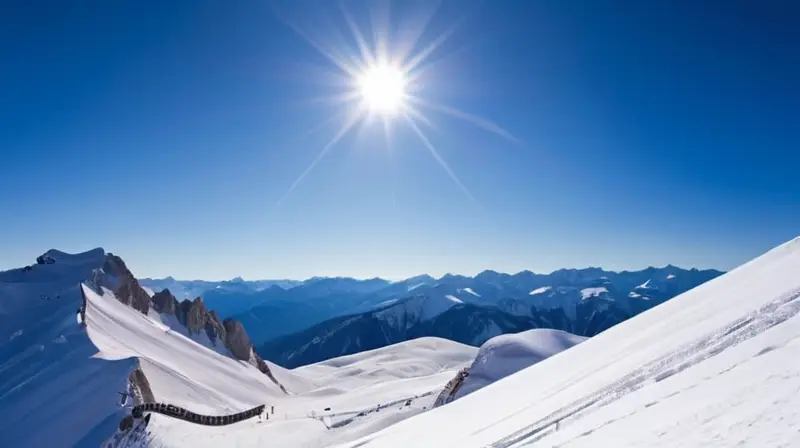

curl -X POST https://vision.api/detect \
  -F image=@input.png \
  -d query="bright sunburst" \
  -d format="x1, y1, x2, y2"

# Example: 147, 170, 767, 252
357, 63, 407, 116
275, 2, 517, 206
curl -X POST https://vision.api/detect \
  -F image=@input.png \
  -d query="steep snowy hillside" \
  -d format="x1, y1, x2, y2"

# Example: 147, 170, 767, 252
0, 249, 137, 447
337, 236, 800, 448
443, 329, 587, 403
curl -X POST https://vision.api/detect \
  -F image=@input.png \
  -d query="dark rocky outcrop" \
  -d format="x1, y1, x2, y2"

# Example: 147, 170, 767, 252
205, 310, 226, 345
151, 289, 178, 315
101, 253, 151, 315
223, 319, 253, 361
184, 297, 208, 335
36, 254, 55, 265
222, 318, 287, 394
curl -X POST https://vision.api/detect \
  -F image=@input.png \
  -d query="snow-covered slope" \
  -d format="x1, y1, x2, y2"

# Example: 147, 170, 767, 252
453, 329, 587, 400
297, 337, 476, 392
0, 249, 137, 448
338, 236, 800, 447
132, 334, 475, 447
84, 285, 291, 413
2, 249, 479, 447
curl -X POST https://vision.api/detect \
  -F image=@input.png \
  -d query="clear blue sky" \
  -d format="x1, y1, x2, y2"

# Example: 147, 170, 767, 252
1, 0, 798, 280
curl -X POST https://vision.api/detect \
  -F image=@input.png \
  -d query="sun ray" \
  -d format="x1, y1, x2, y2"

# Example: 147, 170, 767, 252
411, 97, 519, 143
274, 10, 362, 80
300, 109, 349, 139
277, 109, 365, 206
339, 0, 376, 67
391, 0, 442, 66
381, 116, 397, 207
405, 40, 477, 87
294, 91, 362, 107
401, 15, 465, 75
404, 105, 438, 131
369, 0, 392, 62
404, 112, 475, 203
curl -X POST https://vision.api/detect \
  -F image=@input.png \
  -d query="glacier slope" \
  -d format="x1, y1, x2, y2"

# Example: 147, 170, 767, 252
338, 236, 800, 448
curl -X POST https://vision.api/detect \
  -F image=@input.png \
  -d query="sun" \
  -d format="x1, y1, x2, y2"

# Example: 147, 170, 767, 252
357, 64, 407, 115
275, 3, 518, 207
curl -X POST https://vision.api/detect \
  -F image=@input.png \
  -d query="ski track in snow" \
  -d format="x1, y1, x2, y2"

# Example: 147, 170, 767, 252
490, 286, 800, 447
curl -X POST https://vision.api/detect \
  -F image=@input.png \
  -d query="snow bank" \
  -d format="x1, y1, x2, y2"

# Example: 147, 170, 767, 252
453, 329, 587, 400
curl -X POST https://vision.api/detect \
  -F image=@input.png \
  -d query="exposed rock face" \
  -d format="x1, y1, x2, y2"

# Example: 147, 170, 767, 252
223, 318, 253, 361
220, 318, 287, 394
205, 310, 226, 345
434, 367, 470, 408
185, 297, 208, 334
102, 254, 150, 315
129, 366, 155, 404
151, 292, 229, 349
255, 355, 288, 394
174, 297, 215, 337
36, 254, 55, 265
151, 289, 178, 315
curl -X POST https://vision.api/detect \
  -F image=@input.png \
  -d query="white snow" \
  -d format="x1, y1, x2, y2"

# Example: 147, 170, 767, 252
407, 283, 425, 292
444, 294, 464, 304
636, 279, 654, 289
529, 286, 552, 295
666, 274, 676, 280
628, 291, 648, 300
337, 236, 800, 448
459, 288, 481, 297
453, 329, 587, 400
138, 334, 475, 447
580, 287, 608, 300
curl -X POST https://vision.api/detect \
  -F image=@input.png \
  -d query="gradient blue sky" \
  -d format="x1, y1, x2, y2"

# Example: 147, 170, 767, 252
1, 0, 798, 280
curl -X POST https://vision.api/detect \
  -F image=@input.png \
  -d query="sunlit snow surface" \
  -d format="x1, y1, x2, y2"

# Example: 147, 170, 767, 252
454, 329, 587, 400
83, 286, 476, 447
338, 237, 800, 447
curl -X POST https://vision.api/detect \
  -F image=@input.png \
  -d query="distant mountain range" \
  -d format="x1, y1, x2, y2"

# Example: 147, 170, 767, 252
141, 266, 721, 368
